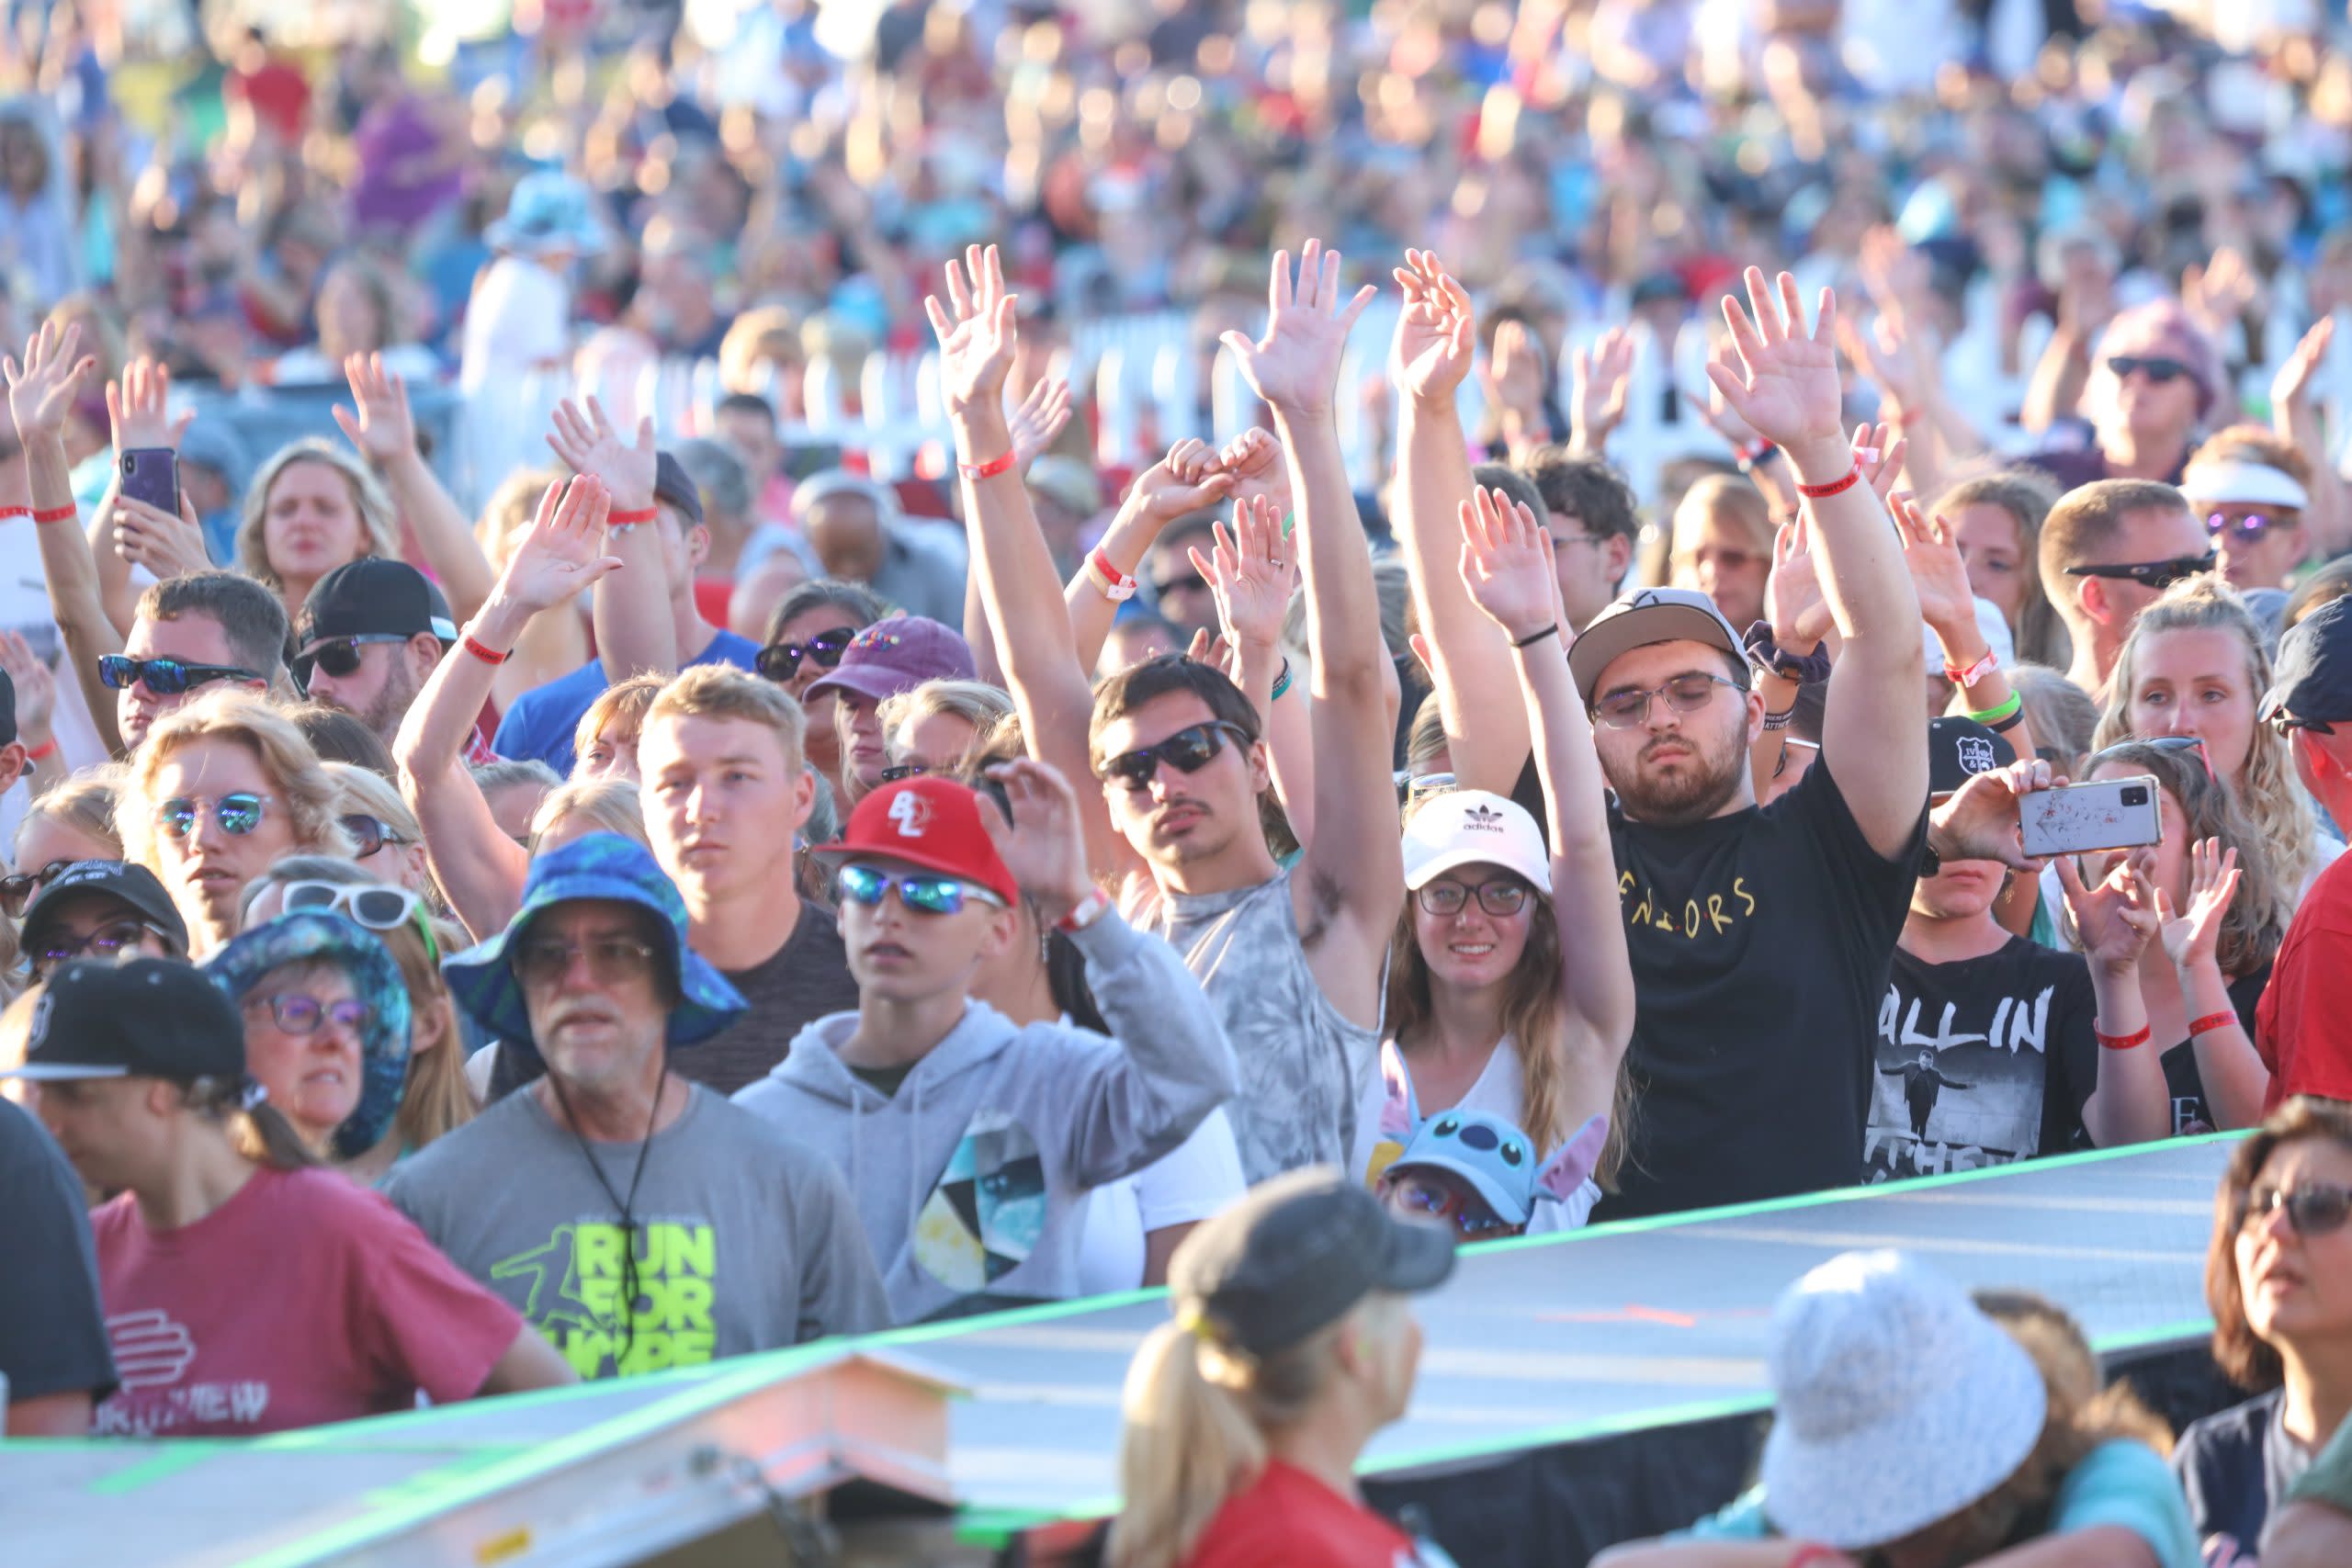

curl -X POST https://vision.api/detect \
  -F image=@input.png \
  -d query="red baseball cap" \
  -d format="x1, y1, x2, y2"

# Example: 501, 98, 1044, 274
813, 776, 1018, 906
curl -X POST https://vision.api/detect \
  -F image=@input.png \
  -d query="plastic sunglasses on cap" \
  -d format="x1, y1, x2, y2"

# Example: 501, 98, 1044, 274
835, 862, 1005, 914
159, 792, 270, 839
1095, 720, 1251, 790
753, 625, 856, 682
281, 880, 437, 964
2087, 733, 2215, 784
98, 654, 262, 695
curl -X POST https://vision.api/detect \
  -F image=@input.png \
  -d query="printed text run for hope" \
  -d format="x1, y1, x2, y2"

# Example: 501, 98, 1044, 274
492, 1221, 719, 1377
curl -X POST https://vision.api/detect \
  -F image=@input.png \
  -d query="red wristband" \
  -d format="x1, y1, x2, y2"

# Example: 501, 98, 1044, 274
0, 504, 28, 521
1793, 463, 1863, 500
1944, 647, 1999, 688
33, 503, 77, 524
2189, 1011, 2238, 1038
2095, 1023, 2152, 1052
1786, 1545, 1844, 1568
605, 506, 657, 526
25, 738, 57, 761
461, 633, 510, 667
958, 450, 1016, 480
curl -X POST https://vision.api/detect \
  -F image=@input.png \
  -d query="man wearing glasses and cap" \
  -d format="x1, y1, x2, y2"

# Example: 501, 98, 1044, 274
16, 860, 190, 982
2038, 478, 2214, 700
293, 557, 463, 754
2255, 599, 2352, 1108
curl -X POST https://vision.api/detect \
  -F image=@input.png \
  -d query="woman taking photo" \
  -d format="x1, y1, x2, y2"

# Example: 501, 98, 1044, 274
243, 858, 476, 1183
2091, 575, 2341, 905
119, 691, 355, 956
7, 957, 570, 1436
205, 909, 413, 1173
1355, 488, 1634, 1229
2176, 1099, 2352, 1562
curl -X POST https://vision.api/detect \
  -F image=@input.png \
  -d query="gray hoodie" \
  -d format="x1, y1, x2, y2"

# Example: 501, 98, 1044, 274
730, 909, 1238, 1325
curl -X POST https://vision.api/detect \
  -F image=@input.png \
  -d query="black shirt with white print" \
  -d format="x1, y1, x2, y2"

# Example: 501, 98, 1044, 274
2159, 965, 2270, 1136
1868, 938, 2098, 1183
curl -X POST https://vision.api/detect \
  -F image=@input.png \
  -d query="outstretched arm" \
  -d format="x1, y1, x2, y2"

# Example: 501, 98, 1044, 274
1063, 438, 1235, 673
335, 354, 496, 624
1188, 500, 1316, 847
90, 359, 189, 637
1220, 241, 1398, 1029
547, 397, 675, 682
1709, 270, 1926, 859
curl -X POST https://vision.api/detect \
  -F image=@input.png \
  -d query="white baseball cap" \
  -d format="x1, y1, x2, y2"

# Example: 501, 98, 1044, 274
1399, 789, 1552, 897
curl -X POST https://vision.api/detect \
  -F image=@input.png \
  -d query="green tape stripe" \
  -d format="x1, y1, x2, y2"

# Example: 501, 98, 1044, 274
85, 1443, 232, 1495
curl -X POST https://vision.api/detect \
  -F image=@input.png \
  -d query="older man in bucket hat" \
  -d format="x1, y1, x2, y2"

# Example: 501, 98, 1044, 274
384, 834, 886, 1378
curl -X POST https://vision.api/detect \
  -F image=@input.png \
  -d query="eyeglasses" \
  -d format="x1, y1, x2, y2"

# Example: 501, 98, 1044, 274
341, 814, 411, 859
836, 863, 1004, 915
1592, 672, 1744, 730
2087, 734, 2214, 784
159, 792, 270, 838
512, 934, 662, 988
1387, 1172, 1515, 1238
1150, 573, 1210, 597
1416, 878, 1532, 919
29, 919, 168, 979
0, 857, 72, 917
1096, 720, 1252, 791
878, 762, 931, 784
282, 880, 438, 964
1397, 771, 1458, 808
295, 633, 409, 687
2238, 1181, 2352, 1238
2063, 552, 2218, 590
753, 625, 855, 682
97, 654, 263, 695
243, 992, 372, 1035
2208, 512, 2287, 543
2107, 355, 2193, 384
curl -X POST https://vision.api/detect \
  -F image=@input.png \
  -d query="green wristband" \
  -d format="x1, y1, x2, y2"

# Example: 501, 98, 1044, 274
1964, 692, 2024, 726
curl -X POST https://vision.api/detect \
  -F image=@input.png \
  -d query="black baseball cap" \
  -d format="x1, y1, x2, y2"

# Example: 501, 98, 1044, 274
1567, 586, 1749, 698
0, 957, 244, 1082
655, 450, 705, 527
1169, 1168, 1455, 1357
297, 558, 458, 650
19, 862, 190, 958
2263, 596, 2352, 728
1928, 716, 2017, 801
0, 664, 14, 748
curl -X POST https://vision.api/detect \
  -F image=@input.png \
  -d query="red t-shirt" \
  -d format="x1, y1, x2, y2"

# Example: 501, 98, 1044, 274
2259, 852, 2352, 1111
1182, 1461, 1424, 1568
89, 1166, 523, 1437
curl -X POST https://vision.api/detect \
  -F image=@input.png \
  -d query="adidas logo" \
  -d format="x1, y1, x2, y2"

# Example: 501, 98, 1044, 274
1464, 805, 1503, 831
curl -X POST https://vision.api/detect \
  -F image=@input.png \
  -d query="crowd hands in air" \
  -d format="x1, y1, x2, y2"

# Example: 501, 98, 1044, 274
8, 224, 2352, 1568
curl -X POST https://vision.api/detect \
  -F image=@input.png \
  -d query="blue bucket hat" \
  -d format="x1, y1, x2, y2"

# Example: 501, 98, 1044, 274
204, 912, 413, 1161
440, 833, 747, 1050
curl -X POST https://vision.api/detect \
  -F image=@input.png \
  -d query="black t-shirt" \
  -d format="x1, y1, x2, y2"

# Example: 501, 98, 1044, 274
0, 1098, 118, 1405
674, 902, 862, 1097
1866, 938, 2098, 1183
1592, 755, 1924, 1221
2173, 1389, 2307, 1560
2160, 966, 2272, 1136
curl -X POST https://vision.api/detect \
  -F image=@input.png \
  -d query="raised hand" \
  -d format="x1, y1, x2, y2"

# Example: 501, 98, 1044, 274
1216, 425, 1292, 518
2156, 839, 2242, 974
1193, 493, 1295, 654
925, 243, 1017, 419
112, 492, 214, 581
0, 630, 55, 746
545, 396, 657, 512
107, 357, 191, 452
1388, 249, 1475, 404
491, 476, 621, 617
1850, 420, 1908, 508
2182, 247, 2263, 339
2056, 844, 2162, 976
1008, 376, 1072, 468
1704, 268, 1844, 459
1891, 492, 1975, 643
1478, 319, 1548, 421
977, 757, 1094, 919
1129, 437, 1236, 524
2273, 316, 2335, 413
1456, 483, 1562, 641
1764, 511, 1834, 649
1838, 311, 1925, 415
1183, 625, 1236, 679
3, 321, 96, 445
1570, 325, 1635, 452
1219, 240, 1377, 419
331, 352, 420, 468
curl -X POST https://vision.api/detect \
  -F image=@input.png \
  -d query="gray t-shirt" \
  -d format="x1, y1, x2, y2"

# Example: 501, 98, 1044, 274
675, 903, 862, 1097
384, 1083, 887, 1378
1131, 867, 1380, 1184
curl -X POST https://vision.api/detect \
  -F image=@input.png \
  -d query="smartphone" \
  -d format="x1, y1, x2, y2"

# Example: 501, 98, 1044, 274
119, 447, 180, 514
2018, 775, 2165, 859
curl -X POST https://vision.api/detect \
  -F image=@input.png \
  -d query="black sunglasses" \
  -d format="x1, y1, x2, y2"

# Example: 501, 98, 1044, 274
2239, 1182, 2352, 1237
2270, 712, 2335, 739
1096, 720, 1251, 791
295, 633, 410, 686
341, 813, 410, 858
878, 762, 930, 784
1150, 573, 1210, 597
0, 857, 73, 918
2063, 552, 2217, 590
754, 626, 855, 682
2206, 512, 2288, 543
97, 654, 263, 695
2107, 355, 2193, 384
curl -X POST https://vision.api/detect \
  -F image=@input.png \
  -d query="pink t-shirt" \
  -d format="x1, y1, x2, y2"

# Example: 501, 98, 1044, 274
90, 1166, 523, 1437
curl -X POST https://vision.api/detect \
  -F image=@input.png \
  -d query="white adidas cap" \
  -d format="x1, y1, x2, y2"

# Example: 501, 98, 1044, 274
1399, 789, 1553, 897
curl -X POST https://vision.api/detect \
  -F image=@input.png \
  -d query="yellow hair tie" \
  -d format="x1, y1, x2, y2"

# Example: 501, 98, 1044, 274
1180, 1311, 1216, 1343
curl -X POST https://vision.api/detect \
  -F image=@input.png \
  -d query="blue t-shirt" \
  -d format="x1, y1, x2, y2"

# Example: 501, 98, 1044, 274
492, 630, 762, 775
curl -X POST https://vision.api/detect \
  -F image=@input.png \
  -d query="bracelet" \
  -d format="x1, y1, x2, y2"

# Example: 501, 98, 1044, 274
1965, 692, 2024, 728
1986, 704, 2027, 735
2095, 1023, 2152, 1052
1056, 886, 1113, 934
25, 738, 57, 761
1270, 658, 1294, 701
958, 450, 1016, 480
33, 503, 77, 525
1794, 463, 1863, 500
1944, 647, 1999, 688
0, 504, 27, 521
2189, 1011, 2239, 1038
1735, 440, 1777, 475
461, 632, 511, 667
1743, 622, 1833, 686
1087, 547, 1137, 603
1762, 706, 1795, 732
1786, 1544, 1843, 1568
1511, 623, 1560, 650
605, 506, 658, 526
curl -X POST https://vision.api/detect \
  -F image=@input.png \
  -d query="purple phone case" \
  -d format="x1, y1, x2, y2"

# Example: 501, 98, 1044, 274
119, 447, 180, 514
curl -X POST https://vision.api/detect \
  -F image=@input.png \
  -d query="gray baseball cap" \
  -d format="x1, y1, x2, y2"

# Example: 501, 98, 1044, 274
1567, 585, 1749, 696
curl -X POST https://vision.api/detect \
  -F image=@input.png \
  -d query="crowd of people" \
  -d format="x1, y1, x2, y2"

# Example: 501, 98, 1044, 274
10, 1, 2352, 1564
